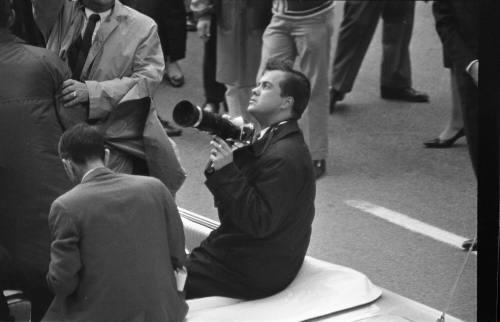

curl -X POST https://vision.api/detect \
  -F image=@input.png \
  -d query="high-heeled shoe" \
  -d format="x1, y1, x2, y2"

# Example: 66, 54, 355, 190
423, 128, 465, 148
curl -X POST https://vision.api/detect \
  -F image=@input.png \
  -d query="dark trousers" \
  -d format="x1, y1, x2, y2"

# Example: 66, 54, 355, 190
121, 0, 187, 61
454, 68, 478, 176
185, 248, 266, 300
331, 0, 415, 93
203, 16, 226, 104
157, 0, 187, 61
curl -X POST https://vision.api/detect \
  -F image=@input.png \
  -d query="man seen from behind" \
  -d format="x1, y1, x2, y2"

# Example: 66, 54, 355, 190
42, 123, 187, 322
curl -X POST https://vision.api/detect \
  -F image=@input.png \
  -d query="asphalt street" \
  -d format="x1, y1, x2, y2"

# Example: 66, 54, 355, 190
154, 2, 477, 321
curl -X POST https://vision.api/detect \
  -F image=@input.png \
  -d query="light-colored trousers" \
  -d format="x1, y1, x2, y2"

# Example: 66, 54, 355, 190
225, 84, 253, 122
258, 9, 335, 160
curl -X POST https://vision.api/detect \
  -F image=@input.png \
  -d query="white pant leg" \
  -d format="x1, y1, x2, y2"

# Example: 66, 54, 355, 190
225, 84, 253, 122
293, 9, 335, 160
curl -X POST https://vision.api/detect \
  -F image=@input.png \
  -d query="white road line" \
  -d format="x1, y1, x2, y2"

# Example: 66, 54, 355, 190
346, 200, 476, 254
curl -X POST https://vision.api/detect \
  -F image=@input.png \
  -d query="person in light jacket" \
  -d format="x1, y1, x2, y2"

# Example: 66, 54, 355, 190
32, 0, 186, 195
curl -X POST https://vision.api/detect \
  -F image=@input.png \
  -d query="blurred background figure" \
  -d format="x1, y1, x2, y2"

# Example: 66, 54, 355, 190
258, 0, 335, 179
432, 0, 478, 251
329, 0, 429, 113
194, 5, 227, 114
0, 0, 72, 320
185, 0, 197, 31
122, 0, 187, 87
122, 0, 187, 136
10, 0, 44, 46
432, 0, 478, 175
191, 0, 272, 122
423, 70, 465, 148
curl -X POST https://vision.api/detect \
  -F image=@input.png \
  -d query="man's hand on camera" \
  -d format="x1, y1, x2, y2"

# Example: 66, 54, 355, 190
209, 136, 233, 171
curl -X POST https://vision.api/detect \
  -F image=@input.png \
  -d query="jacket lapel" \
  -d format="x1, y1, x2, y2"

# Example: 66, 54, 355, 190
247, 120, 301, 157
61, 6, 85, 59
82, 0, 124, 78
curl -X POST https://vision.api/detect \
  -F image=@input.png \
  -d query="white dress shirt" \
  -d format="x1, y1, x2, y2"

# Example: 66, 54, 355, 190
81, 8, 112, 43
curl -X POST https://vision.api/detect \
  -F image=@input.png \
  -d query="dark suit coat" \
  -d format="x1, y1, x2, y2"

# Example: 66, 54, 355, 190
0, 31, 71, 280
193, 120, 316, 297
433, 0, 478, 71
43, 168, 187, 322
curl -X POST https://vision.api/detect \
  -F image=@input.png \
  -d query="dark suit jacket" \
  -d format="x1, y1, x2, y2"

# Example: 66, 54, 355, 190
194, 120, 316, 297
0, 30, 71, 281
43, 168, 187, 322
433, 0, 478, 71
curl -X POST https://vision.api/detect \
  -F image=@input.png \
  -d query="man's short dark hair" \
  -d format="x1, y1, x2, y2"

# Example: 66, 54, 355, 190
263, 58, 311, 119
59, 123, 105, 164
0, 0, 12, 28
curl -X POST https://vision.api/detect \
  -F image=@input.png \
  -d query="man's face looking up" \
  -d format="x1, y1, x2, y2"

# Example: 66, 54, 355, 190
248, 70, 288, 121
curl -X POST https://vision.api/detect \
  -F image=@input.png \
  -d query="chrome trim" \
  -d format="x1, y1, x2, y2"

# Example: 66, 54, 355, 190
192, 105, 203, 128
178, 207, 220, 230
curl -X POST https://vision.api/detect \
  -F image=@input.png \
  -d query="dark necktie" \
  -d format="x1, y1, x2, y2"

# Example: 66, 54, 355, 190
71, 14, 100, 80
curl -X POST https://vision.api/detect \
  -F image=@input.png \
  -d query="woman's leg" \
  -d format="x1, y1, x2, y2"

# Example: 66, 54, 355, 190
438, 70, 464, 140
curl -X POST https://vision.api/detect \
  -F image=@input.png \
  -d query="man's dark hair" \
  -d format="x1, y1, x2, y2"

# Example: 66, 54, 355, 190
59, 123, 105, 164
0, 0, 12, 28
264, 58, 311, 118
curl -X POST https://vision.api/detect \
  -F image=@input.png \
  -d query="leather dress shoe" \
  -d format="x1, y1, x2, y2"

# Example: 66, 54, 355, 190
160, 120, 182, 137
462, 238, 477, 251
313, 159, 326, 179
329, 89, 345, 114
165, 73, 185, 87
423, 128, 465, 148
381, 86, 429, 102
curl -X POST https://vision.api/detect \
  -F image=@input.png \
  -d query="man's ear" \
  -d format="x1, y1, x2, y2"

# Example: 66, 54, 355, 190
281, 96, 294, 110
103, 148, 110, 167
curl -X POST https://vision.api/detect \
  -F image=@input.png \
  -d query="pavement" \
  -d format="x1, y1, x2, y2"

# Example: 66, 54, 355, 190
154, 2, 476, 321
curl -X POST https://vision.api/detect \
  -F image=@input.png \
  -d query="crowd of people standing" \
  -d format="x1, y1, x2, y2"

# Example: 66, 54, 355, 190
1, 0, 478, 321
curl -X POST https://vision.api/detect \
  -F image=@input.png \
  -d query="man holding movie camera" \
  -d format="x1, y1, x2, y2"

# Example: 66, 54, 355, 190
185, 59, 316, 300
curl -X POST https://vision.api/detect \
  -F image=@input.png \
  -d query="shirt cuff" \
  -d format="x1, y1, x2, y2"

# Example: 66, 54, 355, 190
465, 60, 478, 73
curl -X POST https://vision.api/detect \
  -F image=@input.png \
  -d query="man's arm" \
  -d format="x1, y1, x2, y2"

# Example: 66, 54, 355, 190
205, 152, 299, 238
40, 49, 71, 92
31, 0, 65, 41
47, 201, 82, 297
432, 0, 477, 74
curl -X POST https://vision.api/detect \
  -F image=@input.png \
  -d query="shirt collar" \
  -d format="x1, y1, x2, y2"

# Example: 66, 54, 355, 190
256, 120, 289, 140
84, 7, 112, 21
81, 166, 105, 183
